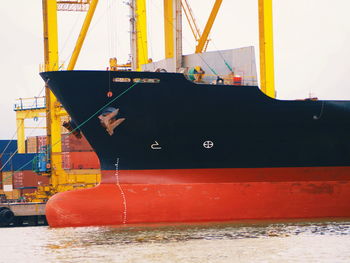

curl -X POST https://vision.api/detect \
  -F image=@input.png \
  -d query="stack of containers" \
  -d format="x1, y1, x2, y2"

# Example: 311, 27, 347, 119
61, 133, 100, 169
25, 133, 100, 169
13, 170, 49, 196
37, 136, 47, 152
26, 136, 47, 153
26, 136, 37, 153
1, 140, 18, 199
0, 142, 50, 200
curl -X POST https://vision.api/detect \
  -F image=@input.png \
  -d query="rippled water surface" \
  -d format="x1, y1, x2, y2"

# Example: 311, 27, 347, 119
1, 220, 350, 263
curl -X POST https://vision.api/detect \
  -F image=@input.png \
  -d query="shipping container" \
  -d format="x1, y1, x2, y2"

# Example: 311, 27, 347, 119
25, 133, 93, 153
62, 151, 100, 169
0, 140, 17, 154
0, 153, 36, 172
0, 153, 13, 171
13, 170, 49, 189
37, 136, 47, 152
26, 136, 38, 153
2, 171, 13, 186
61, 133, 93, 152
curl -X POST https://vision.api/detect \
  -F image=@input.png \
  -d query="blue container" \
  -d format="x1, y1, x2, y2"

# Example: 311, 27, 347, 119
0, 153, 36, 172
0, 140, 17, 154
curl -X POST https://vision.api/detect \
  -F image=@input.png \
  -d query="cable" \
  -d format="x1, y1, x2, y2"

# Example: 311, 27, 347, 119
107, 0, 113, 58
1, 81, 140, 185
60, 11, 85, 61
211, 41, 234, 72
0, 117, 45, 173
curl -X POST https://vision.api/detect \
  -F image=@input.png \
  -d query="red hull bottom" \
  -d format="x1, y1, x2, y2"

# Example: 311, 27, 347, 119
46, 167, 350, 227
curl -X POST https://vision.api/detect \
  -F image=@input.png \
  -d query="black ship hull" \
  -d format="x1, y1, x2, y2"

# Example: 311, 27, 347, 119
42, 71, 350, 170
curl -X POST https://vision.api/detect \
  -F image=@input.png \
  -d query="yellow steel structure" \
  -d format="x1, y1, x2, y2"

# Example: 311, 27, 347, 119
67, 0, 99, 70
181, 0, 201, 43
16, 108, 45, 154
164, 0, 222, 57
181, 0, 210, 52
162, 0, 275, 97
37, 0, 100, 200
164, 0, 174, 59
135, 0, 148, 70
195, 0, 222, 54
258, 0, 275, 98
16, 118, 25, 153
43, 0, 66, 191
15, 96, 67, 154
15, 107, 68, 153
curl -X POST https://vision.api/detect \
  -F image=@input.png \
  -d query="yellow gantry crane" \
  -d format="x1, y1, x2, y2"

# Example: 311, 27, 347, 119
32, 0, 100, 200
42, 0, 68, 195
14, 97, 67, 154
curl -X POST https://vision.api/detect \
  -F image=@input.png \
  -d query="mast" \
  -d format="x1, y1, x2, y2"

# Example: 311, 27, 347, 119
129, 0, 148, 71
174, 0, 182, 71
163, 0, 182, 72
130, 0, 137, 70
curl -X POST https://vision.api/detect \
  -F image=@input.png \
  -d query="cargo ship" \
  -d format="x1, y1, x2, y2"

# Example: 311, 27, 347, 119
38, 0, 350, 227
41, 65, 350, 227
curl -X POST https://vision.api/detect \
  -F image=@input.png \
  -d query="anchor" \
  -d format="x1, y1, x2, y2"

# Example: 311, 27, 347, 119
98, 107, 125, 136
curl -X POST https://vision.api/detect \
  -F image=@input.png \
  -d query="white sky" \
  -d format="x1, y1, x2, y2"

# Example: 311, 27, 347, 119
1, 0, 350, 139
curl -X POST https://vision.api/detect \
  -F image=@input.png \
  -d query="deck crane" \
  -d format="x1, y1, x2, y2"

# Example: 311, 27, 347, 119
181, 0, 209, 52
181, 0, 223, 54
162, 0, 274, 97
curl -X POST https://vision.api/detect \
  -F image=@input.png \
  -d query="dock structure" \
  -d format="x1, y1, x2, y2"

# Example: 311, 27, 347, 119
0, 202, 47, 227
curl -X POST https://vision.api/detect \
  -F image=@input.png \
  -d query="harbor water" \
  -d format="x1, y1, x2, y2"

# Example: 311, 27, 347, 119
1, 220, 350, 263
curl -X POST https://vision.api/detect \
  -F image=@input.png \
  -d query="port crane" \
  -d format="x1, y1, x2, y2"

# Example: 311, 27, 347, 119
14, 0, 275, 202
